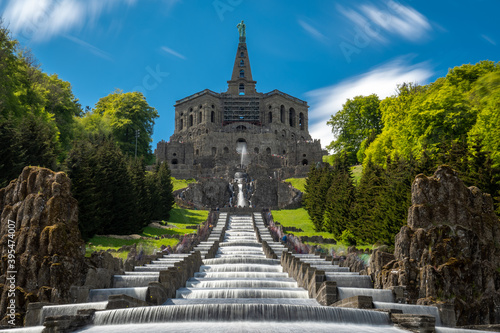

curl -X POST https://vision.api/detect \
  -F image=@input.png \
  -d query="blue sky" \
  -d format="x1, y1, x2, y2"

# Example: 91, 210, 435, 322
1, 0, 499, 150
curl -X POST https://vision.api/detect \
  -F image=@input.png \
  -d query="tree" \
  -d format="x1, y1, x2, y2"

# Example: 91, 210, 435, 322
151, 162, 174, 221
93, 90, 159, 162
327, 94, 381, 164
304, 164, 333, 231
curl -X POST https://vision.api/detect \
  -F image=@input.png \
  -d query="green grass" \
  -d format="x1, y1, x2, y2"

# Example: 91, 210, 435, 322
85, 205, 208, 258
351, 165, 363, 185
271, 207, 334, 239
284, 178, 307, 193
172, 177, 196, 191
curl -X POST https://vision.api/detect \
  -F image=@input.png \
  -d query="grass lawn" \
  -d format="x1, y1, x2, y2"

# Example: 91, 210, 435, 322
271, 207, 334, 239
284, 178, 307, 193
172, 177, 196, 191
85, 205, 208, 258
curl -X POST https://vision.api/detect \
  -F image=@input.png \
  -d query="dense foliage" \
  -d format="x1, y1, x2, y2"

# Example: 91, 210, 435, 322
306, 61, 500, 245
0, 24, 171, 239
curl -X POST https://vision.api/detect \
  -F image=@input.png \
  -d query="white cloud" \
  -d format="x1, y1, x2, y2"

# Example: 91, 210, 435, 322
298, 19, 328, 43
306, 57, 433, 149
481, 34, 496, 46
64, 34, 113, 61
161, 46, 186, 60
1, 0, 136, 42
339, 0, 432, 43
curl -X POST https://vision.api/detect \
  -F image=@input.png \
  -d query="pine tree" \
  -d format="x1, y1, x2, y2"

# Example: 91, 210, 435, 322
152, 162, 174, 221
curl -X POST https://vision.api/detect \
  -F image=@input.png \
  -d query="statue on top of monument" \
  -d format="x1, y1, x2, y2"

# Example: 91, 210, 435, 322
237, 20, 246, 38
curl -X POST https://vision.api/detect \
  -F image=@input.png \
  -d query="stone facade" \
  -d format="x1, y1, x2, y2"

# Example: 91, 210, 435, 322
155, 35, 325, 179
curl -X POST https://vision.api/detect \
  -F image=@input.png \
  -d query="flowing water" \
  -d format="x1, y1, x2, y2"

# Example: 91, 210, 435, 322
16, 212, 459, 333
72, 214, 412, 332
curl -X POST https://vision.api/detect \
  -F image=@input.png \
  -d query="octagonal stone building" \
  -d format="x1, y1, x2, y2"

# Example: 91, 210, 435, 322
155, 31, 325, 180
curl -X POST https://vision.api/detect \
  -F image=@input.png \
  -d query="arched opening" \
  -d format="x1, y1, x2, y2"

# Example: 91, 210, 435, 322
223, 147, 229, 154
240, 51, 244, 57
266, 147, 271, 154
280, 105, 285, 123
180, 119, 183, 130
211, 110, 215, 123
236, 125, 247, 131
268, 111, 272, 123
299, 112, 304, 130
173, 153, 177, 157
239, 70, 244, 78
171, 159, 178, 165
239, 84, 245, 95
254, 147, 259, 154
236, 138, 247, 155
189, 115, 193, 127
240, 60, 244, 67
212, 147, 217, 156
195, 149, 199, 156
302, 159, 308, 166
283, 150, 286, 155
289, 108, 295, 127
199, 111, 202, 124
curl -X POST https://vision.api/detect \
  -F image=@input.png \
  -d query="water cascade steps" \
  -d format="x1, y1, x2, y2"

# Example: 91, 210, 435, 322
9, 212, 491, 333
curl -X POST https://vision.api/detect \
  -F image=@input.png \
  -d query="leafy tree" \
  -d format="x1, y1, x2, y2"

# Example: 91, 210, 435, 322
327, 94, 381, 164
304, 164, 333, 231
93, 90, 159, 162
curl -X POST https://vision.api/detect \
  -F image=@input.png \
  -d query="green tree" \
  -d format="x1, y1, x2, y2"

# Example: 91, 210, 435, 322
304, 164, 333, 231
93, 90, 159, 162
327, 94, 381, 164
151, 162, 174, 221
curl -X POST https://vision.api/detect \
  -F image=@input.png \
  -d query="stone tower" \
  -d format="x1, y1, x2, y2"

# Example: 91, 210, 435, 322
155, 23, 325, 179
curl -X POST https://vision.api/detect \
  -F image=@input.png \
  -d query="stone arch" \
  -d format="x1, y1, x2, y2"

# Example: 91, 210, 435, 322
211, 111, 215, 123
268, 111, 272, 123
171, 159, 178, 165
195, 149, 199, 155
199, 111, 202, 124
254, 147, 259, 154
223, 147, 229, 154
302, 159, 308, 165
239, 84, 245, 95
266, 147, 271, 154
189, 114, 193, 127
299, 112, 304, 130
180, 118, 183, 130
280, 105, 285, 123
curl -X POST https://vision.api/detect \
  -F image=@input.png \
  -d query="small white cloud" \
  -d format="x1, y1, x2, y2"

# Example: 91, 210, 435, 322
298, 19, 328, 43
306, 57, 433, 149
64, 34, 113, 61
161, 46, 186, 60
481, 34, 496, 46
339, 0, 432, 44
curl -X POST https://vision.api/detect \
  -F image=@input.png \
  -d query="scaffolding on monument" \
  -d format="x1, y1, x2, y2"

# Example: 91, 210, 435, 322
220, 93, 261, 126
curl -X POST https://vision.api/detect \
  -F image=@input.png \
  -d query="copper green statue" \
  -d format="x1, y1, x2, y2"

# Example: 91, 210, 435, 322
237, 20, 246, 37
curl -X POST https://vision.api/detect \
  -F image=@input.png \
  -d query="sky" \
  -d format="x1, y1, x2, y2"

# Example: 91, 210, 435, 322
1, 0, 499, 150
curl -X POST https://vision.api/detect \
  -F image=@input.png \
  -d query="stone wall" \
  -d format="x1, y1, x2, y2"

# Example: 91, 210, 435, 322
370, 166, 500, 326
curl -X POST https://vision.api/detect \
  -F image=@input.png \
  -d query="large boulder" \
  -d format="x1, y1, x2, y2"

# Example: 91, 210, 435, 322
370, 165, 500, 325
0, 167, 86, 325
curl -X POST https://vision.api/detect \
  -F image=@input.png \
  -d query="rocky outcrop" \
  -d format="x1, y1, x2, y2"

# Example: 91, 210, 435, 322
0, 167, 86, 325
370, 166, 500, 326
181, 178, 232, 208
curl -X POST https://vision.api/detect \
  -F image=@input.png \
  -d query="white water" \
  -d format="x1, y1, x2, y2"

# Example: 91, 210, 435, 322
237, 183, 247, 207
88, 287, 148, 302
337, 287, 394, 303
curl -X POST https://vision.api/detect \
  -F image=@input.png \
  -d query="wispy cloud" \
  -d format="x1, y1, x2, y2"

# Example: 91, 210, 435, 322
338, 0, 432, 44
1, 0, 136, 42
481, 34, 496, 46
63, 34, 113, 61
161, 46, 186, 60
298, 19, 328, 43
306, 56, 433, 149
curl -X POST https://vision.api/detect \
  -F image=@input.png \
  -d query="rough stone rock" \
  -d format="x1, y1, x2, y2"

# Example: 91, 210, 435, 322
339, 246, 372, 274
181, 178, 232, 208
370, 165, 500, 326
0, 167, 86, 326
